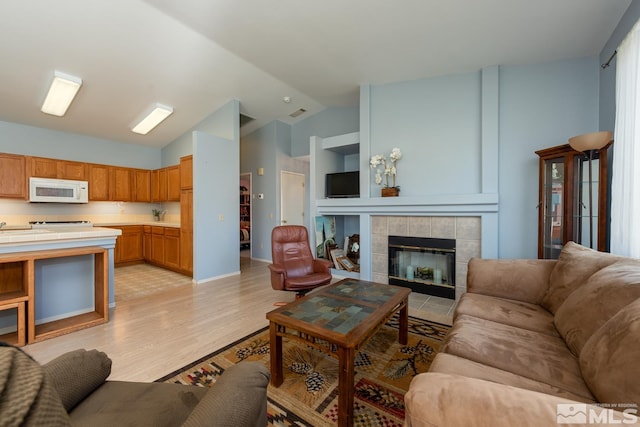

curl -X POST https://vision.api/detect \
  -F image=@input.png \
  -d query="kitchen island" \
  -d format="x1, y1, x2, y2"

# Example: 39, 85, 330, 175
0, 226, 121, 345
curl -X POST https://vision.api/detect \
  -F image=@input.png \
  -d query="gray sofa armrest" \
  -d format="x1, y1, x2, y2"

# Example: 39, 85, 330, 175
181, 361, 271, 427
405, 373, 633, 427
466, 257, 556, 304
43, 349, 112, 412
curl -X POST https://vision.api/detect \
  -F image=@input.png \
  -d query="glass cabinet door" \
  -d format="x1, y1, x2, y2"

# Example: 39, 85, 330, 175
542, 157, 565, 259
573, 154, 600, 250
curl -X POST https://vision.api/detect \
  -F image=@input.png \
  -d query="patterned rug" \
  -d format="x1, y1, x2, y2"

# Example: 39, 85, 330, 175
157, 315, 450, 426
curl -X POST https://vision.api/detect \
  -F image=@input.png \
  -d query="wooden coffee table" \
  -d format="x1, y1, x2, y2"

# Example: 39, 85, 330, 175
266, 278, 411, 427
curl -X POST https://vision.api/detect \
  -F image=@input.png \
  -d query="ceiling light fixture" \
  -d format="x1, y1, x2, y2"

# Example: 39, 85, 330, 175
131, 103, 174, 135
41, 71, 83, 117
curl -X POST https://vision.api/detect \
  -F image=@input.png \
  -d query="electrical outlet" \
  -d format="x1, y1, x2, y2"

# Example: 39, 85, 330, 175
218, 214, 224, 221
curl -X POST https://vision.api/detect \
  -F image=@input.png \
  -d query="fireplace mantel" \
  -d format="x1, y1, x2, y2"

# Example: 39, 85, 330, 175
316, 193, 498, 215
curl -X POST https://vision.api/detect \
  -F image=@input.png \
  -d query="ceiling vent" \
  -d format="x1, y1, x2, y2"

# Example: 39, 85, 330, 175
289, 108, 307, 118
239, 113, 255, 128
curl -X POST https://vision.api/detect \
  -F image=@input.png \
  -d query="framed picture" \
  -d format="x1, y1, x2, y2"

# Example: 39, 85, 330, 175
330, 248, 345, 269
336, 256, 355, 272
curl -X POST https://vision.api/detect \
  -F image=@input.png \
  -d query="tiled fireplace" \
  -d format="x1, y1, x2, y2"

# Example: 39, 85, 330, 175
371, 216, 481, 301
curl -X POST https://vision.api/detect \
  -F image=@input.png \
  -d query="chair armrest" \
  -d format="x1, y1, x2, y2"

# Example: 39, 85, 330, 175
268, 263, 286, 290
43, 349, 112, 411
466, 257, 556, 304
181, 362, 270, 427
405, 373, 629, 427
312, 258, 333, 273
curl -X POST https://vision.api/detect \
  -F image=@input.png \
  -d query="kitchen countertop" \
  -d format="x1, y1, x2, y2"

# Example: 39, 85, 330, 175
94, 221, 180, 228
0, 226, 122, 245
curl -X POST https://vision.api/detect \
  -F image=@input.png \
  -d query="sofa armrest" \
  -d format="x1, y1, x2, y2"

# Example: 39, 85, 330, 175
405, 373, 632, 427
466, 257, 556, 304
43, 349, 112, 412
181, 361, 270, 427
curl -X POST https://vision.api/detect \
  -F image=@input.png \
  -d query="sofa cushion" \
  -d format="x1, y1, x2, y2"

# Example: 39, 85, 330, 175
555, 260, 640, 356
69, 381, 207, 426
440, 314, 593, 400
44, 349, 112, 411
542, 242, 624, 314
580, 298, 640, 407
429, 352, 594, 402
455, 293, 558, 336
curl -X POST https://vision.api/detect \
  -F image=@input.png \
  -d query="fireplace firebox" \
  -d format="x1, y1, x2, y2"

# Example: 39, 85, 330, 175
388, 236, 455, 299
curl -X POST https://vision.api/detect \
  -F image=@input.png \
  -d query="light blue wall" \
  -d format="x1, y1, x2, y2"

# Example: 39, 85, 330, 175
291, 106, 359, 157
162, 99, 240, 166
369, 72, 482, 197
191, 100, 240, 282
193, 130, 240, 281
0, 120, 161, 168
499, 57, 599, 258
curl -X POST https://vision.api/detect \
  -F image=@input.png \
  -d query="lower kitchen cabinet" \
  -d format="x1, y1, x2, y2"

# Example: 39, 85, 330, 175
163, 228, 180, 270
114, 225, 185, 275
112, 226, 143, 266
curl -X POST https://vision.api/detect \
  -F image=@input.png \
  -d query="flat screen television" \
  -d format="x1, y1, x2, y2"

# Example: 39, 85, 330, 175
325, 171, 359, 198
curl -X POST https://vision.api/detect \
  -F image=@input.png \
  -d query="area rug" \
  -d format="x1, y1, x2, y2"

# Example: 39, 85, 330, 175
157, 315, 450, 426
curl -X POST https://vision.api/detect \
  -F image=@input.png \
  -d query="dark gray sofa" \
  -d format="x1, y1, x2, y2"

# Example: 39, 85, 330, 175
0, 346, 270, 426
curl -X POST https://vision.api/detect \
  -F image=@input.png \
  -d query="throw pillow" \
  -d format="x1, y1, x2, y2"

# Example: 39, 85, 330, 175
554, 260, 640, 356
541, 241, 623, 314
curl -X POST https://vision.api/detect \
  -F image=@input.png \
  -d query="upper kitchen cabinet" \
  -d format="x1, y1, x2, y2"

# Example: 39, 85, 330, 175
0, 153, 26, 198
110, 167, 133, 202
167, 165, 180, 201
88, 164, 110, 201
151, 165, 180, 202
27, 156, 87, 180
180, 155, 193, 190
132, 169, 151, 202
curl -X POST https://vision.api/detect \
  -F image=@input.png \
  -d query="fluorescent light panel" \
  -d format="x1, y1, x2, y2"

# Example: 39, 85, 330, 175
41, 71, 83, 117
132, 103, 173, 135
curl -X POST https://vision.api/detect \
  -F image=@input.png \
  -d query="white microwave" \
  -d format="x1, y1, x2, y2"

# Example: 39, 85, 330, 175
29, 177, 89, 203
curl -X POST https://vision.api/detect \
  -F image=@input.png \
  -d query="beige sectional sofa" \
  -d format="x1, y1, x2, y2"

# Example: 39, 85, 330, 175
405, 242, 640, 426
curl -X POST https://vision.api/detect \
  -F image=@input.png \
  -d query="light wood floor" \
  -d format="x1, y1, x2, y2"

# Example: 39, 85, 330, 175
23, 256, 454, 382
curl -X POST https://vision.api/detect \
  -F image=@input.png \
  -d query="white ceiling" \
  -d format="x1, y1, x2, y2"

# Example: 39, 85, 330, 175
0, 0, 631, 148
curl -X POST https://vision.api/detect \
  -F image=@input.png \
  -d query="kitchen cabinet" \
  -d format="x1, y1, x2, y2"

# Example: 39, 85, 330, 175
112, 226, 144, 266
151, 227, 165, 266
180, 189, 193, 274
0, 153, 26, 199
536, 143, 612, 259
164, 228, 180, 270
180, 155, 193, 190
133, 169, 151, 202
144, 226, 183, 273
88, 164, 110, 201
167, 165, 180, 201
110, 167, 133, 202
151, 168, 166, 202
28, 157, 57, 178
143, 226, 152, 260
28, 156, 87, 180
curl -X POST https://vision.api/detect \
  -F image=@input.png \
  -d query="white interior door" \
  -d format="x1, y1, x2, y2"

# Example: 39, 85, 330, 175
280, 171, 305, 226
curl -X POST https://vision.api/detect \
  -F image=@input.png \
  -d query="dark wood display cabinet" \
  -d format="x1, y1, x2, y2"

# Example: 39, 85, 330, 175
535, 142, 612, 259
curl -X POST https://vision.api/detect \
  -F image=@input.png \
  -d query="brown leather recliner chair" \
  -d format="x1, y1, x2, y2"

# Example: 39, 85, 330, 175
268, 225, 332, 298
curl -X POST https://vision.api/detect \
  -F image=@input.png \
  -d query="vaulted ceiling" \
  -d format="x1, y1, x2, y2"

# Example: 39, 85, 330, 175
0, 0, 631, 148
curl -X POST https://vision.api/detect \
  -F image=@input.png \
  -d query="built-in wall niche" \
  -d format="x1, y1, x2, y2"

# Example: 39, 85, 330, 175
315, 214, 360, 276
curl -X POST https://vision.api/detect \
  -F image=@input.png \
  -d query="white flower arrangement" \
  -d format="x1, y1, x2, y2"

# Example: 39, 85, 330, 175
370, 147, 402, 188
